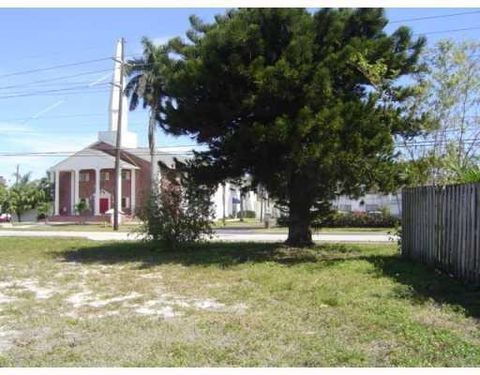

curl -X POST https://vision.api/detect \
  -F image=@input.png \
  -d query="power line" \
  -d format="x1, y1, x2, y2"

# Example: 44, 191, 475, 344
0, 85, 111, 99
1, 113, 105, 122
396, 138, 479, 148
389, 10, 480, 24
0, 57, 112, 79
0, 68, 112, 91
0, 151, 195, 157
0, 89, 111, 99
0, 80, 113, 94
0, 144, 199, 156
413, 26, 480, 36
5, 45, 114, 64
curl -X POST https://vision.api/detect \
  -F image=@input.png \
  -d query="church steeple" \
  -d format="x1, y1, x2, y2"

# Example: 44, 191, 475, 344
98, 39, 138, 148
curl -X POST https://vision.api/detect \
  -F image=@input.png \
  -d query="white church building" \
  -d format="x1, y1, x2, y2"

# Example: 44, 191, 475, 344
48, 40, 265, 222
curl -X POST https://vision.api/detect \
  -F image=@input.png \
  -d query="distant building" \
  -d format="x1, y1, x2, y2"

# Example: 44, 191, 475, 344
333, 192, 402, 216
48, 40, 265, 222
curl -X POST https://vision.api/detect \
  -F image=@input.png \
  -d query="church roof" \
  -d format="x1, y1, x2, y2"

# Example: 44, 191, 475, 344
49, 142, 138, 172
49, 141, 192, 172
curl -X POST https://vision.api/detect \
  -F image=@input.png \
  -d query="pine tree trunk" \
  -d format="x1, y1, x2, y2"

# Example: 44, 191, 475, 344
285, 178, 313, 247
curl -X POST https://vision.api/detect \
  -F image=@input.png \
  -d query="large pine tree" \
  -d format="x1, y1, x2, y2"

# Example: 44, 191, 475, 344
160, 8, 426, 246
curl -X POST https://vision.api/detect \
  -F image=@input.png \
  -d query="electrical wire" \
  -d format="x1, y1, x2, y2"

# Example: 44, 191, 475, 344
0, 57, 112, 79
413, 26, 480, 36
0, 85, 111, 99
389, 10, 480, 24
0, 151, 195, 157
1, 113, 105, 122
0, 68, 113, 91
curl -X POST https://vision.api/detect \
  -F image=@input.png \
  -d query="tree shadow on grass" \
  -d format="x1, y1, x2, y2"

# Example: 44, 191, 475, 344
364, 253, 480, 319
56, 241, 349, 269
55, 240, 480, 318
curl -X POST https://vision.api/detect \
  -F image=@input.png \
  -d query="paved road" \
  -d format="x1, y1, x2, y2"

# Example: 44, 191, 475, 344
0, 229, 396, 243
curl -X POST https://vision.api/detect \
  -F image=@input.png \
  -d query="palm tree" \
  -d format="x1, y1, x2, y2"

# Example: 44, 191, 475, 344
125, 37, 169, 192
6, 172, 46, 222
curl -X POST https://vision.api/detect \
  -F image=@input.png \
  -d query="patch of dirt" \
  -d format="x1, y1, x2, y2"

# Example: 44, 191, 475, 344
414, 308, 480, 338
138, 273, 163, 279
133, 301, 179, 318
0, 278, 56, 300
2, 264, 248, 322
368, 339, 398, 364
0, 292, 16, 304
66, 291, 142, 308
0, 327, 18, 353
13, 279, 56, 299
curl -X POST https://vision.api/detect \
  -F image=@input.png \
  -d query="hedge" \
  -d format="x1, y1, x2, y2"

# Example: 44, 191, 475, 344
277, 212, 400, 228
236, 210, 256, 219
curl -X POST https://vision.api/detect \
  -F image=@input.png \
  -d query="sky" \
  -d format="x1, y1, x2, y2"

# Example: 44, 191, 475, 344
0, 7, 479, 183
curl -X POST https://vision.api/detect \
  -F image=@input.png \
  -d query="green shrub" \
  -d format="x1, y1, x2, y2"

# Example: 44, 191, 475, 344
276, 215, 289, 227
237, 210, 256, 219
315, 212, 400, 228
138, 167, 215, 249
277, 212, 400, 228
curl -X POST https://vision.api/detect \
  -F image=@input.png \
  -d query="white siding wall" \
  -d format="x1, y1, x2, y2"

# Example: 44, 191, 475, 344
333, 193, 402, 216
11, 209, 38, 222
210, 183, 263, 220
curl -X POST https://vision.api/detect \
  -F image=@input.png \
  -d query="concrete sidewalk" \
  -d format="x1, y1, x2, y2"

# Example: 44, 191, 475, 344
0, 229, 396, 243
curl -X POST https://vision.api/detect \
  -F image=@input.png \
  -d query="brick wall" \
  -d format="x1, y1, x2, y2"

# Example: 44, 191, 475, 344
59, 171, 72, 215
92, 141, 152, 216
79, 169, 96, 215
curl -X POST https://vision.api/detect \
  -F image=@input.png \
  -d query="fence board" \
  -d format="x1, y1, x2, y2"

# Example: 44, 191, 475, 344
402, 183, 480, 284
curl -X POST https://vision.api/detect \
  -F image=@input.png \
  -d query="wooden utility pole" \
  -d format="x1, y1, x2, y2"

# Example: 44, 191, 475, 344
222, 183, 226, 226
113, 37, 125, 231
15, 164, 19, 185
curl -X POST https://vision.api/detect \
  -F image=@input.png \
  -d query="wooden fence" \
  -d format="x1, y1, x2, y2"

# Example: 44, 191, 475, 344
402, 183, 480, 284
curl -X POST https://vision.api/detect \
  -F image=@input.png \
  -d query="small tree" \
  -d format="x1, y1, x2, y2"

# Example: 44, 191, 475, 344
36, 201, 52, 223
0, 182, 7, 214
75, 201, 89, 224
6, 173, 46, 222
139, 162, 215, 249
399, 40, 480, 185
451, 163, 480, 183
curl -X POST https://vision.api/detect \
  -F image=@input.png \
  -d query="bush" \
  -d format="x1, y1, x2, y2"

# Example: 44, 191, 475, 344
276, 215, 289, 227
316, 212, 400, 228
138, 167, 215, 249
277, 211, 400, 228
237, 210, 256, 219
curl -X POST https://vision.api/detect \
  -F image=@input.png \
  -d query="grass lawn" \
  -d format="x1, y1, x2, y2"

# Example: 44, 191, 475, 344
0, 237, 479, 366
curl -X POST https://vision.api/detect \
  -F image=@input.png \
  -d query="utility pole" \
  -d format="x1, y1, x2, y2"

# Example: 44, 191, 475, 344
113, 37, 125, 231
222, 182, 226, 226
259, 185, 264, 222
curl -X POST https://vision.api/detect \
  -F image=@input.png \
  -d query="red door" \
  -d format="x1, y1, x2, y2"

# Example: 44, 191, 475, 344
100, 198, 109, 214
